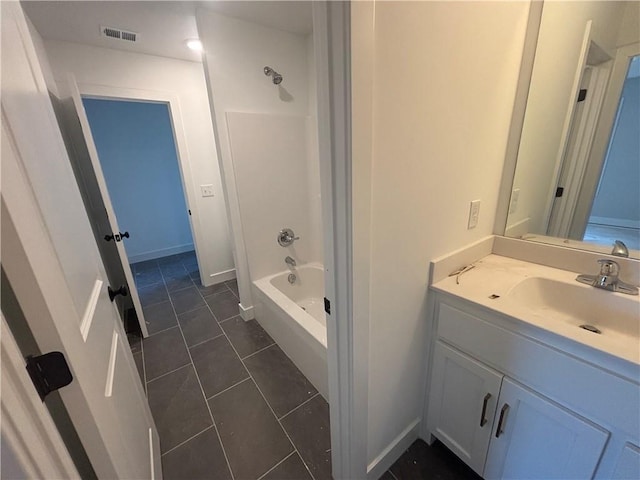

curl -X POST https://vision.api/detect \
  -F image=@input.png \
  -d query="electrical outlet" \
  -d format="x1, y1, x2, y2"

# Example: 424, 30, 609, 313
509, 188, 520, 214
200, 184, 214, 197
468, 199, 481, 229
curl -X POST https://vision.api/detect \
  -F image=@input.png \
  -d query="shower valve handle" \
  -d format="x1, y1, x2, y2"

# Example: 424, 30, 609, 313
277, 228, 299, 247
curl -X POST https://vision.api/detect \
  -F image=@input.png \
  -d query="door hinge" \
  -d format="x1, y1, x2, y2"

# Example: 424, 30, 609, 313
324, 297, 331, 315
577, 89, 587, 102
26, 352, 73, 401
188, 209, 191, 216
555, 187, 564, 198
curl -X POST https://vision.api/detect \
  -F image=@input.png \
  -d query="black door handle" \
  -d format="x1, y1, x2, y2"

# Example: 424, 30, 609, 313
108, 285, 128, 302
104, 232, 130, 242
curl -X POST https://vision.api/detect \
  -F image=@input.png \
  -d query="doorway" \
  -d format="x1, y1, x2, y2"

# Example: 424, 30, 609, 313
583, 55, 640, 250
82, 98, 207, 334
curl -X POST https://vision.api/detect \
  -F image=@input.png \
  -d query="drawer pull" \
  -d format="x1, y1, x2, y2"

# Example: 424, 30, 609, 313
480, 393, 491, 427
495, 403, 510, 438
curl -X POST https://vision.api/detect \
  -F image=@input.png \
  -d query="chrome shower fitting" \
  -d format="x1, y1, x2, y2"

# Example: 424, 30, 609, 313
285, 256, 297, 268
277, 228, 299, 247
264, 66, 283, 85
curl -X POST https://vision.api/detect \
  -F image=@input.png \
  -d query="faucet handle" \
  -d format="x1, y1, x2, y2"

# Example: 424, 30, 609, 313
597, 259, 620, 276
611, 240, 629, 258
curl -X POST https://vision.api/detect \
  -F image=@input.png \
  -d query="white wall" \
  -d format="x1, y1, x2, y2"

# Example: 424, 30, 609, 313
40, 39, 234, 283
197, 10, 321, 312
227, 113, 318, 280
507, 1, 628, 234
83, 98, 195, 263
352, 1, 531, 468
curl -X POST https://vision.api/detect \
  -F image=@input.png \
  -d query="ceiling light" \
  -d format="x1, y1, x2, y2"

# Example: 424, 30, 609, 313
186, 39, 203, 52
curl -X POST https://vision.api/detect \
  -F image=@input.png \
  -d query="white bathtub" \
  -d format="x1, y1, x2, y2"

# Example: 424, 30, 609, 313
252, 263, 328, 399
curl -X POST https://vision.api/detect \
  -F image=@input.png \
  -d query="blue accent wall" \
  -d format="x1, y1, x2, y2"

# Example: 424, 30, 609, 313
590, 76, 640, 226
83, 98, 194, 262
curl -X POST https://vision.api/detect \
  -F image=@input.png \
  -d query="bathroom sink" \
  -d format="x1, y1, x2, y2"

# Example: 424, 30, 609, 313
506, 277, 639, 340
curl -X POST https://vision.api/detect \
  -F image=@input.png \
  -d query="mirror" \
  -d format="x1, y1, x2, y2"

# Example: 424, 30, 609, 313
504, 1, 640, 258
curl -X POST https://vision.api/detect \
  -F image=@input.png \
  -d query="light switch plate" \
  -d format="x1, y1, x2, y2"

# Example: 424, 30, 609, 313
200, 184, 214, 197
509, 188, 520, 214
468, 199, 481, 229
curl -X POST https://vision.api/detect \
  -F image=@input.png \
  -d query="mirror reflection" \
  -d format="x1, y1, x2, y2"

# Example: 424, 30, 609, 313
505, 1, 640, 257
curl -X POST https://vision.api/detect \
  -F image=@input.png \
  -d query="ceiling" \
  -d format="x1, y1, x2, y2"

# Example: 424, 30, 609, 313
22, 1, 313, 63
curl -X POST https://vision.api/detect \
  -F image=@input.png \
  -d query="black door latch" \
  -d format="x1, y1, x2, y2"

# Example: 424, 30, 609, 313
26, 352, 73, 401
104, 231, 130, 242
108, 285, 128, 302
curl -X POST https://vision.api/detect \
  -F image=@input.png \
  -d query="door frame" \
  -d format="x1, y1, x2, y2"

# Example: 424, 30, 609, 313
76, 83, 206, 285
546, 59, 611, 238
1, 315, 80, 479
570, 41, 640, 239
313, 2, 368, 478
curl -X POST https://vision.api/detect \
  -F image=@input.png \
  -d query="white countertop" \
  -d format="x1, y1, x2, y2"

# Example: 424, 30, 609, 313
431, 254, 640, 372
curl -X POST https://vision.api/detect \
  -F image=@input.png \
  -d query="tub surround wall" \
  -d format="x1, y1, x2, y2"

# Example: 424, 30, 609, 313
351, 2, 533, 476
197, 9, 321, 315
227, 113, 320, 281
38, 39, 234, 285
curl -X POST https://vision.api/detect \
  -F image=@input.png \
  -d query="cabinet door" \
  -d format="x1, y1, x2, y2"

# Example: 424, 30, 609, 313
427, 341, 503, 475
485, 377, 609, 479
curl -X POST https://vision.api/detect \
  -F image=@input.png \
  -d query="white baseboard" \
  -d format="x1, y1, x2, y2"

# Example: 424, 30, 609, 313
128, 243, 194, 263
589, 216, 640, 230
239, 303, 255, 321
367, 418, 421, 480
205, 268, 236, 286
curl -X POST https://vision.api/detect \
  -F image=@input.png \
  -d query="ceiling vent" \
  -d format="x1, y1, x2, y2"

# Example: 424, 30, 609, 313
100, 25, 138, 43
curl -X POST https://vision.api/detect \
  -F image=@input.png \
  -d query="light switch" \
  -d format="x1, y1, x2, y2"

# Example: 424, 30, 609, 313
200, 184, 214, 197
468, 199, 481, 229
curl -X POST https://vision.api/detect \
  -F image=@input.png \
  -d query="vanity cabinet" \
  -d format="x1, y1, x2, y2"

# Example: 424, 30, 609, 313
428, 340, 608, 478
427, 341, 502, 474
426, 297, 639, 479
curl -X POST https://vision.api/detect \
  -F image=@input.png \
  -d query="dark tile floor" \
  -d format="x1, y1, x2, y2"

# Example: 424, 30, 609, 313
129, 252, 478, 480
128, 252, 332, 480
382, 439, 481, 480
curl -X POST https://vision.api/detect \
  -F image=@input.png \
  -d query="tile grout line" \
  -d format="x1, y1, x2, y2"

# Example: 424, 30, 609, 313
240, 341, 277, 360
146, 362, 192, 385
206, 377, 252, 400
187, 332, 226, 350
160, 425, 215, 458
145, 323, 181, 339
159, 262, 237, 480
216, 316, 318, 480
278, 392, 321, 421
255, 450, 297, 480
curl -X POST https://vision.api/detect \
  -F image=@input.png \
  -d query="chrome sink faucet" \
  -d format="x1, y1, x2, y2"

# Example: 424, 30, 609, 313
576, 259, 638, 295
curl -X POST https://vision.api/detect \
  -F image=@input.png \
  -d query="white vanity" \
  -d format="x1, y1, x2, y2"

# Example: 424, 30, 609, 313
424, 236, 640, 479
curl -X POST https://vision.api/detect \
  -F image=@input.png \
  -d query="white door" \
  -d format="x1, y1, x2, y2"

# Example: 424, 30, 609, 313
485, 377, 609, 479
61, 75, 149, 337
1, 2, 160, 478
427, 341, 503, 475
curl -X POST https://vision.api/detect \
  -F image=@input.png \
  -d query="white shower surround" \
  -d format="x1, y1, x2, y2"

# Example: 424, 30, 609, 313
253, 263, 328, 398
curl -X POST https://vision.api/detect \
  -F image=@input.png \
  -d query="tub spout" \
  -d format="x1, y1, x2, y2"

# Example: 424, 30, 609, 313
285, 256, 297, 268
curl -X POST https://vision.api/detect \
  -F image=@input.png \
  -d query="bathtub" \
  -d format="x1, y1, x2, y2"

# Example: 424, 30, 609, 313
252, 263, 328, 399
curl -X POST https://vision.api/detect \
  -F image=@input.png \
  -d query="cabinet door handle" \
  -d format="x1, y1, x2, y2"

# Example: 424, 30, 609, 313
495, 403, 510, 438
480, 393, 492, 427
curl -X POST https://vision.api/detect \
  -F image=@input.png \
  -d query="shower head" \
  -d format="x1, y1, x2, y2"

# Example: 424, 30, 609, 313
264, 66, 283, 85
